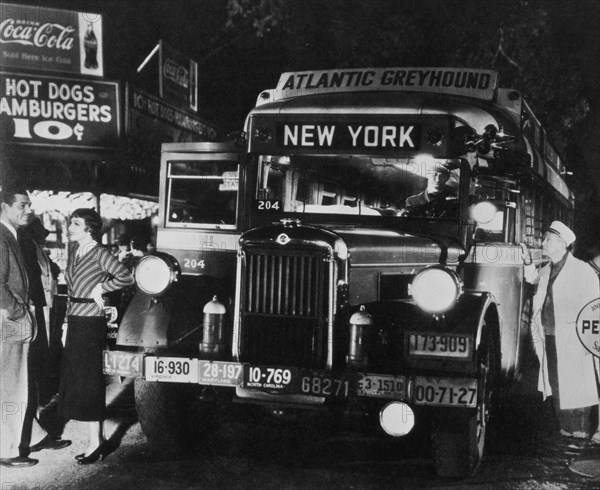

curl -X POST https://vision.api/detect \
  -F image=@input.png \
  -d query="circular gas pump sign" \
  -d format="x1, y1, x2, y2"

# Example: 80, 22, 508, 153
576, 298, 600, 358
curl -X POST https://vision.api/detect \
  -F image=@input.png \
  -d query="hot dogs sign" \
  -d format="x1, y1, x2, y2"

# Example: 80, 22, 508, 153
0, 72, 119, 149
0, 3, 103, 77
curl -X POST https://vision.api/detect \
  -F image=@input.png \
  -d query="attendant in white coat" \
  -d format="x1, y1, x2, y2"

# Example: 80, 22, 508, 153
524, 221, 599, 439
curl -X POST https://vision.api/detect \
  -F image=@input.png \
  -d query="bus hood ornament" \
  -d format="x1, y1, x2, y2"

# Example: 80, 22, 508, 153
280, 218, 301, 228
276, 233, 291, 245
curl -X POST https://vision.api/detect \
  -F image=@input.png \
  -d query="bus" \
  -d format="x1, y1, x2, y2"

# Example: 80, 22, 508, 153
104, 67, 573, 477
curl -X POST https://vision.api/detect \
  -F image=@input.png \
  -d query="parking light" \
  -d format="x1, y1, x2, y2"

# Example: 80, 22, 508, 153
379, 402, 415, 437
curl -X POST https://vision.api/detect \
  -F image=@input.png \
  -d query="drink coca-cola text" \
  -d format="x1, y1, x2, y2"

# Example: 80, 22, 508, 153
163, 58, 189, 88
0, 19, 75, 50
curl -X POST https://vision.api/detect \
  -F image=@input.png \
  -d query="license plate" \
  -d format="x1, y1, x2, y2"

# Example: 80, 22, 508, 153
408, 333, 472, 359
242, 365, 299, 392
145, 357, 199, 383
103, 350, 143, 377
357, 374, 406, 399
299, 372, 351, 398
198, 361, 243, 386
413, 376, 478, 407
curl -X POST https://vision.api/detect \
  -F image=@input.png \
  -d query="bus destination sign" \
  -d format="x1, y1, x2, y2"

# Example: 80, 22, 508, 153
276, 122, 422, 151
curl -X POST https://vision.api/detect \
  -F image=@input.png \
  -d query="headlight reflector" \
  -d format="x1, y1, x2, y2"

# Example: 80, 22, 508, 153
410, 266, 462, 314
135, 253, 180, 296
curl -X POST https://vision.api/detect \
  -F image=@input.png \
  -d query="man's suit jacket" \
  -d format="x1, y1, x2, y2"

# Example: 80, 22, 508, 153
0, 221, 35, 458
1, 222, 33, 342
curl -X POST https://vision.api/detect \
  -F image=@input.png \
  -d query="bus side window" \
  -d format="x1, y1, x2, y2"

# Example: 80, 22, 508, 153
474, 205, 515, 242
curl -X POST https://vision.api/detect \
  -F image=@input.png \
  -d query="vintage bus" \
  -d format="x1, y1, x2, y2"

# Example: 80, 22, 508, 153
104, 67, 573, 477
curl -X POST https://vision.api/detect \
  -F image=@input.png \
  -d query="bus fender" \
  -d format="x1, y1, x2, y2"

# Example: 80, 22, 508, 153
117, 290, 171, 348
446, 291, 500, 348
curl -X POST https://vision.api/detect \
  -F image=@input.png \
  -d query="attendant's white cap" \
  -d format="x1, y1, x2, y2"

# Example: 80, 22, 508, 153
547, 221, 576, 246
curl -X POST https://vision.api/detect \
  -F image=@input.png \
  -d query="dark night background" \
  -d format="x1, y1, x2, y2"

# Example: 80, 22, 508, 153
10, 0, 600, 254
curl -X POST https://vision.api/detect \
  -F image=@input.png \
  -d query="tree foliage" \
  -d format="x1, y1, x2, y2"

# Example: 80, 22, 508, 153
218, 0, 597, 149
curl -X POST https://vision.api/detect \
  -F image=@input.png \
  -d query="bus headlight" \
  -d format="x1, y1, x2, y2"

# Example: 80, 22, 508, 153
135, 253, 180, 296
410, 266, 462, 314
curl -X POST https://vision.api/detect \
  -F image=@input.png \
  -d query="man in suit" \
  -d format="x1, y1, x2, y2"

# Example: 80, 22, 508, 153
1, 187, 70, 468
1, 186, 39, 467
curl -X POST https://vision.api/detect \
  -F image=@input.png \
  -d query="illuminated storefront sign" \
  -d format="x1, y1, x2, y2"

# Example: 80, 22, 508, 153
159, 41, 198, 112
0, 3, 104, 77
128, 85, 217, 145
0, 71, 120, 149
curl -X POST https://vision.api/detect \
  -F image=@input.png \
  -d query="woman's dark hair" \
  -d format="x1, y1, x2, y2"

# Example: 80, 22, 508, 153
71, 208, 102, 242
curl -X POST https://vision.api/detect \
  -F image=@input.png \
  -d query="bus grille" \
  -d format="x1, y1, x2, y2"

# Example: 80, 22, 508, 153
240, 248, 330, 368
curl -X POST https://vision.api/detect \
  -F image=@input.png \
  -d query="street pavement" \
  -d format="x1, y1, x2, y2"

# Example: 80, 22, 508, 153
1, 358, 599, 490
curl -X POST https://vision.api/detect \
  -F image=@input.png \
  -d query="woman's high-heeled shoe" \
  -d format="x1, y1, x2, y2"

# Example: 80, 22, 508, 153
77, 442, 107, 465
74, 453, 85, 461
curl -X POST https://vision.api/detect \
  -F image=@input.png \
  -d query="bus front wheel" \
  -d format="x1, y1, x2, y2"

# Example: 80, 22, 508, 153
431, 326, 497, 478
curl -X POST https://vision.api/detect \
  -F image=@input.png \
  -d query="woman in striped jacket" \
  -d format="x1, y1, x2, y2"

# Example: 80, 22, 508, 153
59, 208, 134, 464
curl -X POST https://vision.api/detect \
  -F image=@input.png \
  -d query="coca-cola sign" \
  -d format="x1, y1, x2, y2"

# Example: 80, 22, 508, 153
163, 58, 189, 89
0, 19, 75, 49
159, 41, 198, 112
0, 3, 103, 77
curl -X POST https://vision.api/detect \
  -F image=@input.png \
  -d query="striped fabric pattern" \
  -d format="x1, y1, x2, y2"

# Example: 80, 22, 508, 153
66, 244, 134, 317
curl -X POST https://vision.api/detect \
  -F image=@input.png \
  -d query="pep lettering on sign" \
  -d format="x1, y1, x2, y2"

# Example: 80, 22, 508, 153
576, 298, 600, 358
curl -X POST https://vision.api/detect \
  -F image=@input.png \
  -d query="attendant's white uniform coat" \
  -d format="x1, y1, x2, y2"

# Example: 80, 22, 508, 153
525, 253, 599, 410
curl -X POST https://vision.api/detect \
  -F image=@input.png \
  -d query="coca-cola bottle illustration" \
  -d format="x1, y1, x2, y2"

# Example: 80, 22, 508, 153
84, 22, 98, 70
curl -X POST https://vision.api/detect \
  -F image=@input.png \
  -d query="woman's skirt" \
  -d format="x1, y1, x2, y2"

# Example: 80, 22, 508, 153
58, 315, 106, 422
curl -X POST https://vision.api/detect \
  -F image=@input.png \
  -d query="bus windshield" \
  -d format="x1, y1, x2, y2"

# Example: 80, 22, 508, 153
255, 154, 461, 219
166, 160, 239, 228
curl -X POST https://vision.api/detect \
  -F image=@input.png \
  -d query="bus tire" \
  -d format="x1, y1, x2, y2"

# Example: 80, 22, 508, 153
431, 323, 498, 478
134, 379, 212, 451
